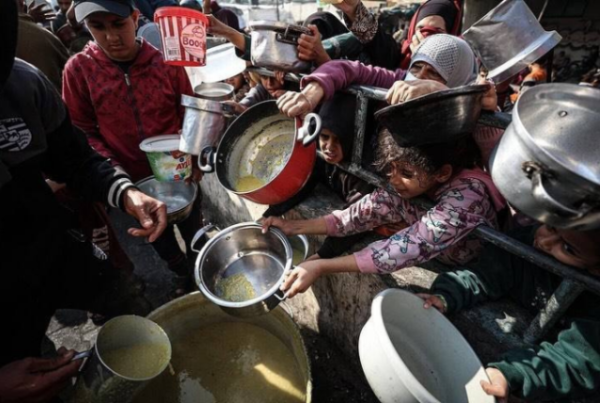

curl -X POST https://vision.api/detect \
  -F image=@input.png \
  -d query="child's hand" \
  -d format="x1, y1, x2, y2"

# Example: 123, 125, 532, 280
386, 80, 448, 105
281, 260, 323, 298
277, 82, 324, 117
480, 368, 509, 403
261, 216, 294, 235
297, 25, 331, 66
417, 293, 447, 313
477, 74, 498, 111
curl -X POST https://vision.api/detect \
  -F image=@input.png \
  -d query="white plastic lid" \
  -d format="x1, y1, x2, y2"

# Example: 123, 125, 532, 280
139, 135, 182, 152
192, 43, 247, 84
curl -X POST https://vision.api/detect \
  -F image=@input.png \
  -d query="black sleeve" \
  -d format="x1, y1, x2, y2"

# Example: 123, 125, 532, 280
262, 167, 320, 218
361, 28, 402, 70
317, 232, 368, 259
43, 114, 133, 209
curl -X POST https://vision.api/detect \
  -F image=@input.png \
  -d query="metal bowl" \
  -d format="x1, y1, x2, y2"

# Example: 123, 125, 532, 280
374, 85, 488, 147
195, 222, 293, 317
135, 176, 198, 224
194, 82, 234, 101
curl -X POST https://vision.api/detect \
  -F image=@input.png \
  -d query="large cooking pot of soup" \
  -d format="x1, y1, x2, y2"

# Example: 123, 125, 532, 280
133, 292, 313, 403
199, 100, 321, 205
490, 83, 600, 230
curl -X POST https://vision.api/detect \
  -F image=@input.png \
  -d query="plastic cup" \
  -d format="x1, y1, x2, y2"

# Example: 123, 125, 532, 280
154, 7, 209, 66
139, 135, 192, 182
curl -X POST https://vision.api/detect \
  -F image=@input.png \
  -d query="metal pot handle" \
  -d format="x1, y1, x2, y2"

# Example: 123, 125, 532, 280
191, 223, 216, 252
525, 162, 584, 219
273, 288, 288, 302
297, 113, 322, 147
199, 146, 216, 173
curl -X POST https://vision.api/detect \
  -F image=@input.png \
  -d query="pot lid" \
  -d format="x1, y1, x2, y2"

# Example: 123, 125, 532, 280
139, 135, 181, 152
374, 85, 487, 147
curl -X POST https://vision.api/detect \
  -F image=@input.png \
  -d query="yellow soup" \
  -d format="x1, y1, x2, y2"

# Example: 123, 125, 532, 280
134, 322, 306, 403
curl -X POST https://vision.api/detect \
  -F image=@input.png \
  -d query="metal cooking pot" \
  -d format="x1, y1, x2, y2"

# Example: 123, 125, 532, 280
194, 82, 234, 101
463, 0, 561, 83
374, 85, 488, 147
200, 100, 321, 205
490, 83, 600, 229
135, 176, 198, 224
249, 21, 312, 73
192, 222, 293, 317
180, 93, 230, 155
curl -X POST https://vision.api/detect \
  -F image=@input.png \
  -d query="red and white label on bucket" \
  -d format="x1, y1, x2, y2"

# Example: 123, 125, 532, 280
180, 24, 206, 59
158, 16, 206, 65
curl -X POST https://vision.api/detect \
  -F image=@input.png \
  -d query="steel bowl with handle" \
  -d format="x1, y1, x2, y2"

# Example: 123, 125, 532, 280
135, 176, 198, 224
490, 83, 600, 229
193, 222, 293, 318
199, 100, 321, 205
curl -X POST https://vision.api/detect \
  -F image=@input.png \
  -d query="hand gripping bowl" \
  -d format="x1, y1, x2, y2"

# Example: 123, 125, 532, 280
359, 289, 496, 403
135, 176, 198, 224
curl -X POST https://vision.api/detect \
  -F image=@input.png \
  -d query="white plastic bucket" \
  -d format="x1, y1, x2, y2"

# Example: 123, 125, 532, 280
140, 135, 192, 182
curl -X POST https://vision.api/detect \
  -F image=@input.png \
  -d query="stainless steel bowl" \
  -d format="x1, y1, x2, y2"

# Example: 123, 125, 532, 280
194, 82, 234, 101
135, 176, 198, 224
194, 222, 293, 317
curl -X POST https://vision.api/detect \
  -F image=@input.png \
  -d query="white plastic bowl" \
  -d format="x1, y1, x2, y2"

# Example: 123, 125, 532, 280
359, 289, 496, 403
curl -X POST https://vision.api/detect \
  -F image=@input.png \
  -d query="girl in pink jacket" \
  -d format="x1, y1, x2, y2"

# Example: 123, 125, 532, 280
262, 129, 506, 298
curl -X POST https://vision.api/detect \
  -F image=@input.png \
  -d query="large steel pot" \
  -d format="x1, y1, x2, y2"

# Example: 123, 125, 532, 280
200, 100, 321, 205
249, 21, 312, 73
180, 94, 230, 155
193, 222, 293, 317
490, 83, 600, 229
135, 292, 313, 402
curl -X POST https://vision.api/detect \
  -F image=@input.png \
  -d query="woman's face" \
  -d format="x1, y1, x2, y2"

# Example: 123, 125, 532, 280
409, 61, 446, 84
416, 15, 447, 32
534, 226, 600, 274
85, 10, 139, 62
319, 129, 343, 165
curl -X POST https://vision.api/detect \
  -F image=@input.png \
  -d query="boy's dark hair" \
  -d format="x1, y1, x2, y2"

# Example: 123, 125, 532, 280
374, 128, 480, 175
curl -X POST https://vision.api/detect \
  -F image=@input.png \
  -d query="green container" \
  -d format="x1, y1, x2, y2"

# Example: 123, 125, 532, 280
140, 135, 192, 182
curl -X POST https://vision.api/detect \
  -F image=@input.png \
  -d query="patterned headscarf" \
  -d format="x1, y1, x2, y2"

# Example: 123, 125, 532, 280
407, 34, 478, 88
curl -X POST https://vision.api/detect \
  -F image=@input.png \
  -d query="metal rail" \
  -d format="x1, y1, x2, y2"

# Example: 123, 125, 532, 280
247, 67, 594, 341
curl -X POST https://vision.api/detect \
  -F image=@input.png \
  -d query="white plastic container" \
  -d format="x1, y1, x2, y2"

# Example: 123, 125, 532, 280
139, 135, 192, 182
359, 289, 496, 403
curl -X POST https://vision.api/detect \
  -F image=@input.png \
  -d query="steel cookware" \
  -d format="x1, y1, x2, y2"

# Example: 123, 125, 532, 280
72, 315, 171, 403
135, 176, 198, 224
249, 21, 312, 73
200, 100, 321, 205
490, 83, 600, 229
374, 85, 488, 147
192, 222, 293, 317
180, 89, 231, 155
463, 0, 561, 83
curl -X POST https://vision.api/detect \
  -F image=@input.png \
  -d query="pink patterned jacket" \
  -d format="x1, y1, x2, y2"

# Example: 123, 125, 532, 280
323, 169, 505, 274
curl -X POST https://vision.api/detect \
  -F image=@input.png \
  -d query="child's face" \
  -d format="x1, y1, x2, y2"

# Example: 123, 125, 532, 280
85, 10, 139, 62
387, 162, 448, 199
260, 75, 284, 96
224, 74, 244, 91
534, 225, 600, 275
319, 129, 343, 165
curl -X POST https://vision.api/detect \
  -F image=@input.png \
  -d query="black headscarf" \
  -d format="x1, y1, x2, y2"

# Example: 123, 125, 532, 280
0, 0, 18, 91
318, 93, 357, 162
417, 0, 458, 34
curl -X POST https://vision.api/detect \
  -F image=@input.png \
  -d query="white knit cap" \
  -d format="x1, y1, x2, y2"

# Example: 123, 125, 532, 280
409, 34, 478, 88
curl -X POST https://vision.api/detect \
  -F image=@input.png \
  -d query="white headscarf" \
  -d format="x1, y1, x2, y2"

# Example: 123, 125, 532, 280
407, 34, 478, 88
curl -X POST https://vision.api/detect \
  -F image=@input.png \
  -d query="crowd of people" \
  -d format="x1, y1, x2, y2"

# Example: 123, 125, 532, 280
1, 0, 599, 401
